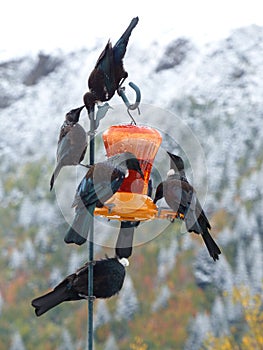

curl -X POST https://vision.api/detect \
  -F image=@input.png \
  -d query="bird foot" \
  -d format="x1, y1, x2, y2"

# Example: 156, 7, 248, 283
167, 215, 175, 223
79, 163, 92, 168
79, 294, 96, 301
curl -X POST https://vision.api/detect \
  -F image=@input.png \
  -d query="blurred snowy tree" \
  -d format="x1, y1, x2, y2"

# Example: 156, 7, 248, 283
235, 243, 249, 286
210, 297, 229, 337
9, 248, 24, 270
246, 232, 263, 293
115, 274, 139, 321
23, 238, 36, 261
9, 331, 26, 350
104, 334, 119, 350
58, 329, 75, 350
67, 251, 85, 274
156, 238, 178, 282
184, 313, 212, 350
152, 285, 171, 312
49, 267, 63, 287
94, 299, 111, 329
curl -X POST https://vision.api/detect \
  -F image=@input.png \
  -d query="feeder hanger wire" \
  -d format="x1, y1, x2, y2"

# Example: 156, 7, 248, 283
118, 82, 141, 124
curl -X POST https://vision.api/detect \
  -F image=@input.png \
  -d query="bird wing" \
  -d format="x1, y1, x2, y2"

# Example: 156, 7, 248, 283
113, 17, 139, 62
195, 197, 211, 229
164, 179, 193, 214
72, 167, 125, 208
57, 124, 87, 165
93, 41, 116, 96
153, 181, 164, 203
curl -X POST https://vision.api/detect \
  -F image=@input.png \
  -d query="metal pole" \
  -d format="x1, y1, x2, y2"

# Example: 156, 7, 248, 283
87, 107, 95, 350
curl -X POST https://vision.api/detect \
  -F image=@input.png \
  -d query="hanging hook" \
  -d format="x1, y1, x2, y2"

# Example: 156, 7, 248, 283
118, 82, 141, 124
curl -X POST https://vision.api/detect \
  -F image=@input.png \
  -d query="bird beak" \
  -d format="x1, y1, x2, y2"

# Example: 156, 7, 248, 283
167, 151, 173, 158
138, 169, 144, 180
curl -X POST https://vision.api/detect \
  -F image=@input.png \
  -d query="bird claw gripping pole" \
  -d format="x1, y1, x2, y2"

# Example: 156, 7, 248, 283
118, 82, 141, 124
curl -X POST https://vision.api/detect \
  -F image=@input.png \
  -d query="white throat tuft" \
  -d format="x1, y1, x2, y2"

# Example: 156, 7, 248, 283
167, 169, 175, 177
119, 258, 129, 266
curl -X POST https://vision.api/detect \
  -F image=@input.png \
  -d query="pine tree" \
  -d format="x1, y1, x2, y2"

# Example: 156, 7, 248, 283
9, 331, 26, 350
115, 274, 139, 321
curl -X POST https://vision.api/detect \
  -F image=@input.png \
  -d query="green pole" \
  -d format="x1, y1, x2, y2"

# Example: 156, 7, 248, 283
87, 107, 95, 350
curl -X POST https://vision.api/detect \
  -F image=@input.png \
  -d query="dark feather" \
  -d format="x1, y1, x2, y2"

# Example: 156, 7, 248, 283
64, 152, 143, 245
83, 17, 139, 113
31, 257, 126, 316
154, 152, 221, 261
50, 106, 87, 190
115, 221, 140, 259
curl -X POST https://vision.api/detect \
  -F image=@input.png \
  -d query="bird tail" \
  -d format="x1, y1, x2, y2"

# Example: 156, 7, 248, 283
185, 212, 221, 261
50, 162, 62, 191
64, 204, 96, 245
201, 228, 221, 261
114, 17, 139, 60
31, 286, 68, 317
115, 221, 140, 259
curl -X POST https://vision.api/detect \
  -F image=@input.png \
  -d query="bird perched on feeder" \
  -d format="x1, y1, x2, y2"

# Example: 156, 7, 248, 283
50, 106, 87, 191
83, 17, 139, 117
154, 152, 221, 261
31, 256, 129, 316
64, 152, 144, 245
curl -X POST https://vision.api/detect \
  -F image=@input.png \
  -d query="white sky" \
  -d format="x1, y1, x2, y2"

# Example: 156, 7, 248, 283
1, 0, 263, 58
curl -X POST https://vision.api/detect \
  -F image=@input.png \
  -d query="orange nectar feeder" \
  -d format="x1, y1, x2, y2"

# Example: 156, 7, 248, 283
94, 124, 162, 221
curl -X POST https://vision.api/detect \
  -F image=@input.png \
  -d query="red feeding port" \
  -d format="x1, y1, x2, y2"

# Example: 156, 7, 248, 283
103, 124, 162, 194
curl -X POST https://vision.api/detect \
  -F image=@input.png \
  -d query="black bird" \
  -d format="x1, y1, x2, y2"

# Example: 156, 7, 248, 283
154, 152, 221, 261
31, 256, 128, 317
50, 106, 87, 191
115, 221, 140, 259
65, 105, 85, 124
115, 179, 152, 259
83, 17, 139, 115
64, 152, 144, 245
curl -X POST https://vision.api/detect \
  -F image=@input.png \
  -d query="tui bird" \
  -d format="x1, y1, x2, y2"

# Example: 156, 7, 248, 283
154, 152, 221, 261
64, 152, 144, 245
115, 179, 152, 259
83, 17, 139, 116
115, 221, 140, 259
50, 106, 87, 191
31, 256, 128, 316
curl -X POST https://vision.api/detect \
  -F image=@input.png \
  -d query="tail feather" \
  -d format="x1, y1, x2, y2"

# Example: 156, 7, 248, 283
201, 229, 221, 261
114, 17, 139, 60
115, 221, 140, 258
185, 211, 221, 261
31, 287, 68, 316
64, 204, 96, 245
50, 162, 62, 191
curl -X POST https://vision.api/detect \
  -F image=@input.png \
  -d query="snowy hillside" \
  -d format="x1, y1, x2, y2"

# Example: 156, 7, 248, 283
0, 24, 263, 349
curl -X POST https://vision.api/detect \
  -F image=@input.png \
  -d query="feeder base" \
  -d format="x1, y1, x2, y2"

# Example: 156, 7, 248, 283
94, 192, 157, 221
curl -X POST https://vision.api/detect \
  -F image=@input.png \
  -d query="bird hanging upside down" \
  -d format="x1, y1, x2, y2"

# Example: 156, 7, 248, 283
50, 106, 87, 191
154, 152, 221, 261
31, 256, 129, 317
64, 152, 144, 245
83, 17, 139, 115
